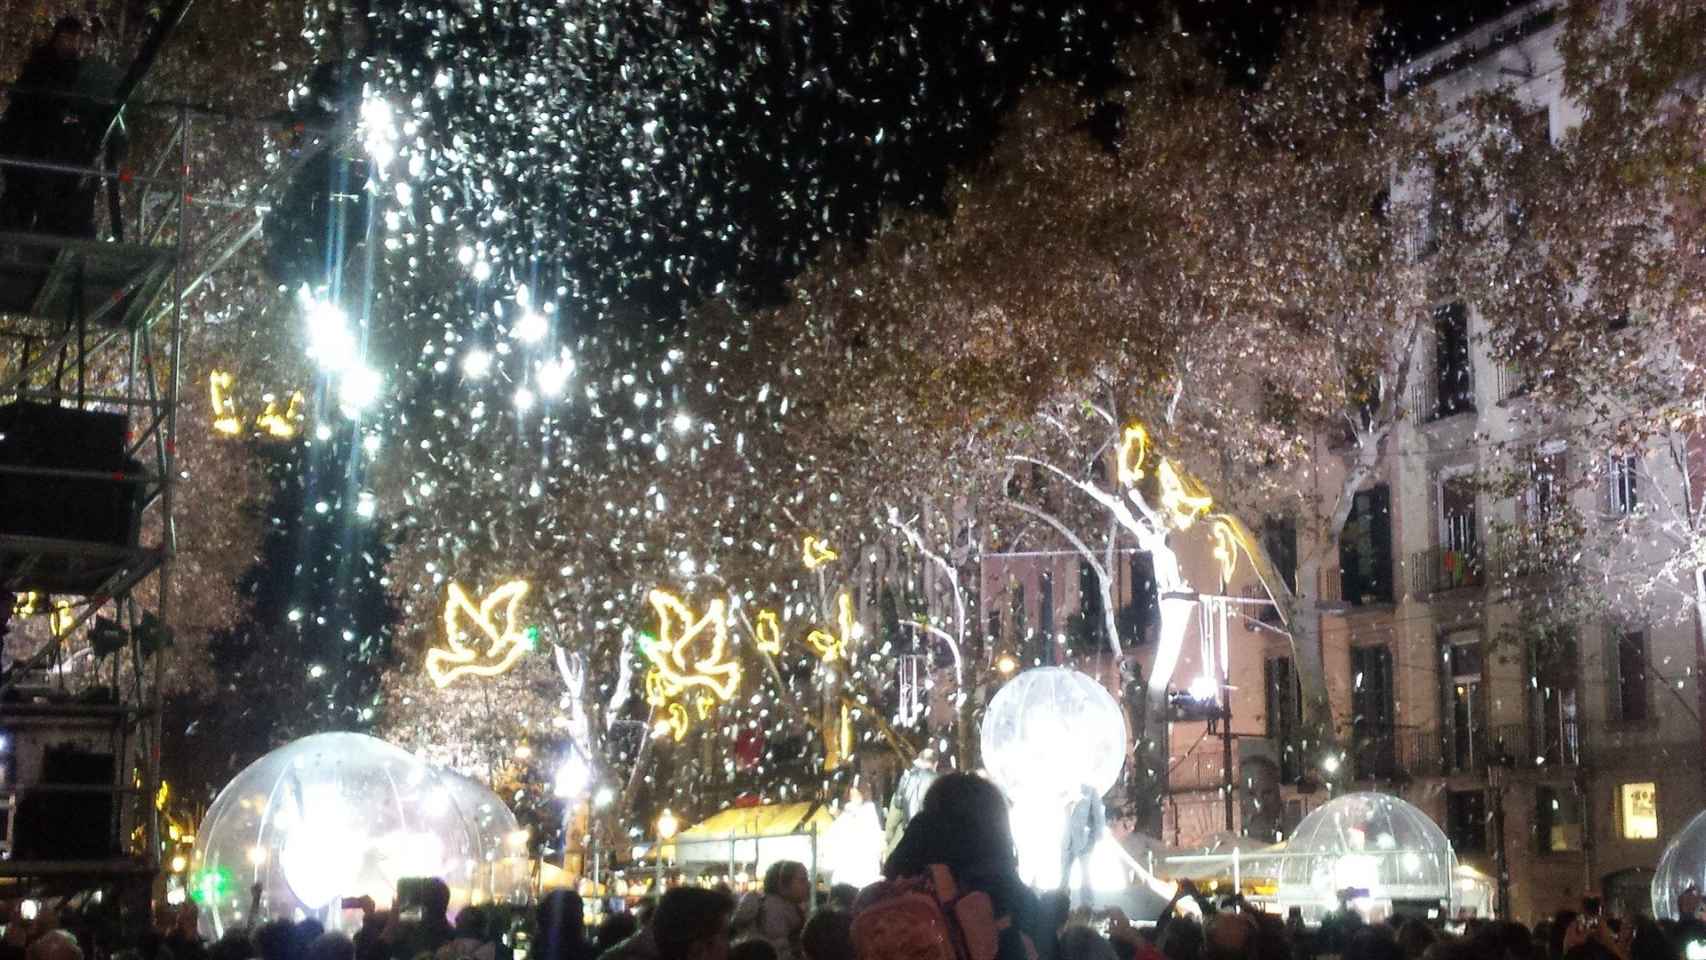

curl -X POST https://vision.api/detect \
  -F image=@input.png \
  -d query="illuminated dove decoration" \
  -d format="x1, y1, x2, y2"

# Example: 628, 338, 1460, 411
639, 590, 742, 707
806, 592, 854, 661
802, 536, 839, 569
427, 580, 534, 687
753, 609, 784, 655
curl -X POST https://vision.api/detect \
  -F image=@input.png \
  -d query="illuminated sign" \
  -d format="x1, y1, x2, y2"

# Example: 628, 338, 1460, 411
426, 580, 535, 687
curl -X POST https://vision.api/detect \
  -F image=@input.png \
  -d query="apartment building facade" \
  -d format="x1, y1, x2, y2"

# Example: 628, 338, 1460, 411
971, 0, 1706, 924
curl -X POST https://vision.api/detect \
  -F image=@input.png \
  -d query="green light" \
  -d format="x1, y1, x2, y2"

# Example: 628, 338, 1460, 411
523, 626, 541, 651
193, 866, 232, 905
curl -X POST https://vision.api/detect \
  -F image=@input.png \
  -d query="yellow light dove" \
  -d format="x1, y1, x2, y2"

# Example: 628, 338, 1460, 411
1211, 519, 1240, 582
427, 580, 534, 688
1157, 459, 1214, 529
654, 703, 690, 742
209, 371, 242, 436
802, 536, 839, 570
1117, 423, 1150, 486
638, 590, 742, 706
255, 391, 306, 440
753, 609, 783, 655
806, 592, 854, 661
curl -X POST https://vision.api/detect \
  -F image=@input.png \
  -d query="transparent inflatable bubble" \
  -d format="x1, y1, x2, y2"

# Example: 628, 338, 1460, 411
1275, 792, 1458, 924
1652, 808, 1706, 920
191, 732, 530, 938
980, 667, 1127, 801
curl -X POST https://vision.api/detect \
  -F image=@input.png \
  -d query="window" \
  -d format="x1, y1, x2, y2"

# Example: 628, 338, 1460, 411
1619, 782, 1658, 840
1117, 553, 1158, 647
1525, 442, 1568, 536
1505, 108, 1549, 236
1443, 632, 1484, 773
1536, 785, 1584, 853
1265, 656, 1303, 785
1038, 570, 1055, 648
1436, 473, 1483, 590
1614, 630, 1650, 724
1532, 628, 1580, 767
1608, 455, 1639, 515
1261, 516, 1297, 625
1340, 485, 1394, 605
1448, 790, 1488, 853
1350, 645, 1396, 780
1433, 303, 1475, 419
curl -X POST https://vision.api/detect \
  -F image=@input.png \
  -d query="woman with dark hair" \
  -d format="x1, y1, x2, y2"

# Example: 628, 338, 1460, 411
731, 861, 808, 960
537, 890, 595, 960
879, 772, 1045, 960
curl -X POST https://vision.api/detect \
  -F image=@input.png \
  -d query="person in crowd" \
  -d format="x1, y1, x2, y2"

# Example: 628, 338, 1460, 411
1058, 926, 1117, 960
598, 904, 657, 960
799, 911, 851, 960
826, 887, 858, 915
436, 905, 493, 960
651, 888, 734, 960
728, 942, 776, 960
538, 890, 594, 960
24, 931, 80, 960
594, 914, 639, 957
1060, 785, 1105, 908
165, 903, 209, 960
731, 862, 808, 960
255, 919, 297, 960
308, 933, 356, 960
879, 772, 1045, 960
389, 880, 456, 960
882, 749, 938, 859
0, 16, 112, 239
1394, 918, 1439, 960
1341, 925, 1401, 960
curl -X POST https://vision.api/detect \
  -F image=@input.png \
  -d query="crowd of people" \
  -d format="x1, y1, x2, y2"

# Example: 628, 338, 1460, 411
3, 772, 1702, 960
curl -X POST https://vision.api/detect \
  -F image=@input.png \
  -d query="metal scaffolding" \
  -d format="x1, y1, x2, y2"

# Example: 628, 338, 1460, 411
0, 94, 191, 902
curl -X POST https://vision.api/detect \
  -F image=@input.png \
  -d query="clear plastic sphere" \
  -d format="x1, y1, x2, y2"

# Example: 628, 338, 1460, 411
1652, 808, 1706, 920
1275, 792, 1458, 924
980, 667, 1127, 801
191, 733, 530, 938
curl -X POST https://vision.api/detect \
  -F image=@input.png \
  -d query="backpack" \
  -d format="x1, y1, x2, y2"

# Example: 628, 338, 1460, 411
851, 865, 1030, 960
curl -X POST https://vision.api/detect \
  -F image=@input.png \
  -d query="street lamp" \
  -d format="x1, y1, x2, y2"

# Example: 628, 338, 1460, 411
655, 809, 680, 896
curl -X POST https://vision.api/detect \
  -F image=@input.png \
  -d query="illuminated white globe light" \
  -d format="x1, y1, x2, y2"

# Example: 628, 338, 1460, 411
1275, 792, 1457, 924
462, 348, 493, 379
980, 668, 1128, 891
592, 786, 616, 809
1653, 808, 1706, 919
1187, 675, 1218, 702
672, 412, 693, 434
514, 388, 536, 413
359, 95, 398, 170
192, 733, 530, 939
981, 667, 1127, 801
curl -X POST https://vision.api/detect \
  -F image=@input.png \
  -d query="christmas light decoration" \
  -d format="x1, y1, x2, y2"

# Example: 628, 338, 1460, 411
806, 591, 853, 662
1116, 423, 1150, 486
753, 609, 782, 655
802, 536, 839, 569
654, 703, 691, 742
639, 590, 742, 708
209, 371, 242, 435
1157, 459, 1214, 529
425, 581, 535, 688
255, 392, 306, 440
1211, 519, 1240, 581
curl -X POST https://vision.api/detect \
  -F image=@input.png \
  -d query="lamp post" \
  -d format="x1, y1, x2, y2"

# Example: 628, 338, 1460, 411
655, 808, 680, 898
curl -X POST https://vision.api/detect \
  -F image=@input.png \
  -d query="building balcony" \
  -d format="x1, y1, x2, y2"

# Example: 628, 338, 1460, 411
1408, 545, 1485, 598
1342, 719, 1580, 783
1409, 371, 1477, 425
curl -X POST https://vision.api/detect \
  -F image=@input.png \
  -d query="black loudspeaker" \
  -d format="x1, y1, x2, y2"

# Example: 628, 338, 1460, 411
0, 402, 141, 549
12, 745, 116, 860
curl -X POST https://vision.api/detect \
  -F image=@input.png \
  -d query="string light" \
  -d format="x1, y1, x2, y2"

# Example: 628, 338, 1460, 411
1116, 423, 1150, 485
806, 591, 853, 662
753, 609, 783, 655
639, 590, 742, 713
426, 580, 535, 687
255, 392, 305, 439
802, 536, 838, 570
1157, 459, 1214, 529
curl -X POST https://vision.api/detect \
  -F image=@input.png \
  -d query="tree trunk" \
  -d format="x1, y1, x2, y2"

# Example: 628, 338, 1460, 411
1289, 555, 1334, 752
